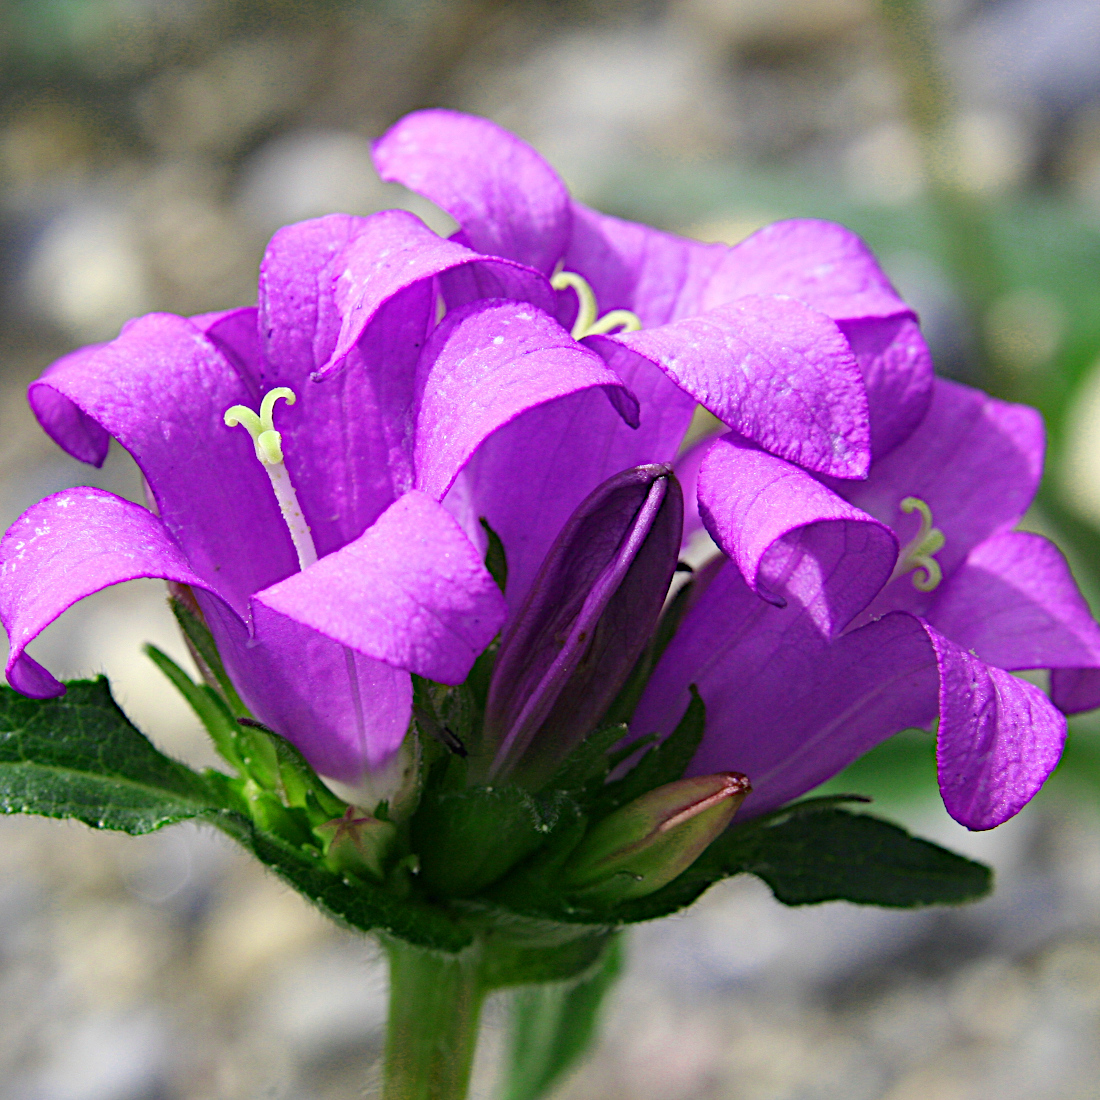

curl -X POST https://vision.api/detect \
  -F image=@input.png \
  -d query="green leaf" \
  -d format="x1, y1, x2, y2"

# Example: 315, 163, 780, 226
0, 678, 233, 834
480, 516, 509, 594
499, 935, 624, 1100
227, 817, 474, 953
594, 687, 706, 815
613, 806, 992, 921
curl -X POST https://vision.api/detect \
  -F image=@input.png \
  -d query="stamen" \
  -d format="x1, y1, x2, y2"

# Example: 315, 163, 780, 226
552, 270, 642, 340
890, 496, 946, 592
224, 387, 317, 571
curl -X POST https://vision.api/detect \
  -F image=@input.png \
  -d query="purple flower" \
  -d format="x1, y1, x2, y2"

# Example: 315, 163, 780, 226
372, 110, 1100, 830
3, 108, 1092, 840
634, 378, 1100, 829
0, 211, 640, 789
373, 110, 934, 611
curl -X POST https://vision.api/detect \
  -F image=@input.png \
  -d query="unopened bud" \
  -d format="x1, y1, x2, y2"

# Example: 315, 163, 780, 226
316, 808, 397, 881
485, 464, 683, 786
563, 772, 751, 904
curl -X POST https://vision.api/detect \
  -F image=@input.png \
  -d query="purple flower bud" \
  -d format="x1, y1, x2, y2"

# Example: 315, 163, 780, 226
563, 772, 751, 904
485, 464, 684, 786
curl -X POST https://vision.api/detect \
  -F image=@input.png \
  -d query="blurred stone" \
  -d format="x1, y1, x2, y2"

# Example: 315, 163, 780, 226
844, 122, 925, 204
235, 130, 393, 233
1057, 355, 1100, 527
22, 199, 153, 343
136, 35, 320, 157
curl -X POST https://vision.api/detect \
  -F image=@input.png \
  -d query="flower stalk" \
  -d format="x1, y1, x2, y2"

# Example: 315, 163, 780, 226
382, 939, 486, 1100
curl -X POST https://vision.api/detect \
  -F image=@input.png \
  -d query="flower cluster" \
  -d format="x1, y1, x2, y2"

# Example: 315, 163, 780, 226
4, 109, 1099, 839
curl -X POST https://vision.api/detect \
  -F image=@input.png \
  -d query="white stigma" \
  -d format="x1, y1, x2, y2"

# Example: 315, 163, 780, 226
890, 496, 945, 592
225, 387, 318, 571
551, 270, 642, 340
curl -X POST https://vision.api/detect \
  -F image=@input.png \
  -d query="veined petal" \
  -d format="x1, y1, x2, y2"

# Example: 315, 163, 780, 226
257, 214, 425, 554
30, 344, 111, 466
258, 213, 366, 386
701, 219, 910, 322
0, 489, 227, 697
373, 109, 572, 275
324, 209, 555, 378
836, 378, 1045, 579
1051, 668, 1100, 715
191, 306, 263, 401
633, 562, 938, 817
698, 435, 896, 634
928, 530, 1100, 673
206, 596, 413, 784
413, 299, 639, 501
927, 625, 1065, 830
454, 347, 695, 613
253, 490, 506, 685
839, 314, 933, 458
596, 294, 871, 478
28, 314, 297, 613
563, 202, 728, 326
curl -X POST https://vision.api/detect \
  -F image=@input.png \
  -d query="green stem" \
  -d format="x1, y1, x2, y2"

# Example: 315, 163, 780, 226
382, 939, 485, 1100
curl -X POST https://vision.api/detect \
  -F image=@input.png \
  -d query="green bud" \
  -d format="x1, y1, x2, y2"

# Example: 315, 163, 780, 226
563, 772, 751, 904
316, 809, 398, 881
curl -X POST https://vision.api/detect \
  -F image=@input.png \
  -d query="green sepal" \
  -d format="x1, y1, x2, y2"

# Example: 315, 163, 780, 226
412, 785, 575, 898
539, 722, 628, 801
0, 678, 237, 834
479, 516, 509, 594
593, 686, 705, 816
500, 935, 624, 1100
169, 593, 248, 715
144, 644, 245, 770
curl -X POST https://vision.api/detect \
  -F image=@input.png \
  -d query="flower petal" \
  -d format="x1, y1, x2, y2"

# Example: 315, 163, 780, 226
413, 299, 639, 501
373, 109, 572, 275
253, 490, 507, 685
454, 347, 694, 612
205, 595, 413, 784
927, 625, 1065, 830
836, 378, 1044, 577
838, 313, 933, 458
29, 345, 111, 466
700, 218, 910, 322
1050, 668, 1100, 715
698, 435, 896, 633
563, 202, 728, 325
596, 294, 871, 478
28, 314, 297, 613
191, 306, 263, 399
633, 562, 938, 817
324, 208, 555, 378
928, 530, 1100, 673
0, 489, 225, 698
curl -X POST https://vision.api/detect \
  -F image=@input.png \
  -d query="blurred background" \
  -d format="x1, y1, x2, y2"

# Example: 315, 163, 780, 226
3, 0, 1100, 1097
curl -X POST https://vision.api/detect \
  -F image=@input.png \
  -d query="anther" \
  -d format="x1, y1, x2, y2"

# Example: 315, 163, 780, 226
552, 270, 642, 340
891, 497, 946, 592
